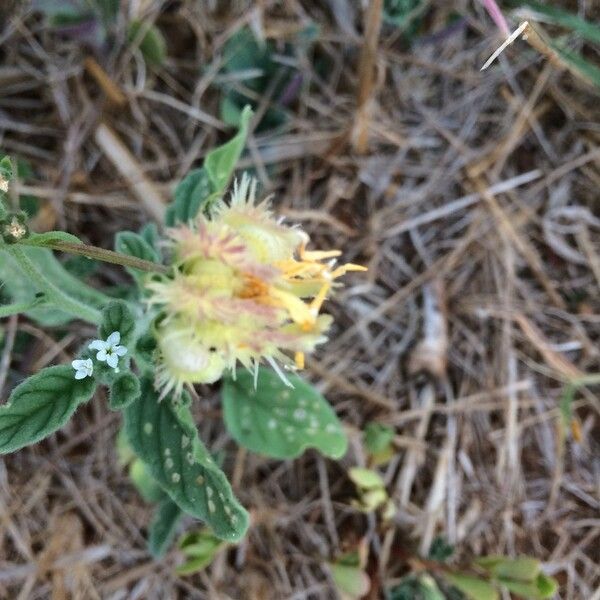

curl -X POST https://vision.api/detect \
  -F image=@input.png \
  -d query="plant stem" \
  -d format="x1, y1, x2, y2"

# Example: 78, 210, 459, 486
6, 246, 102, 324
0, 297, 44, 318
19, 240, 170, 275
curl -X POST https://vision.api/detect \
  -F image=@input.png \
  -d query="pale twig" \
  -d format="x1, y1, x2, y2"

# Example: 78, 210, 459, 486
94, 123, 167, 223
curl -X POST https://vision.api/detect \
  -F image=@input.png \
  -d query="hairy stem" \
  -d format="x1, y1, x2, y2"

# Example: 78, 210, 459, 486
0, 297, 44, 318
6, 246, 102, 324
20, 240, 169, 275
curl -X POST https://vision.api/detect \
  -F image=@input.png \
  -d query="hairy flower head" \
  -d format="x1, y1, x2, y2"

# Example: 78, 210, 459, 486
147, 174, 365, 397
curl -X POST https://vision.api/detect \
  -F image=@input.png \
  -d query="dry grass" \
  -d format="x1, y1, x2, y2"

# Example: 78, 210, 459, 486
1, 1, 599, 598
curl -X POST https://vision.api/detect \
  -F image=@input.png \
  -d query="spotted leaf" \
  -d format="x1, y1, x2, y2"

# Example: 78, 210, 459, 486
222, 367, 348, 460
124, 377, 248, 542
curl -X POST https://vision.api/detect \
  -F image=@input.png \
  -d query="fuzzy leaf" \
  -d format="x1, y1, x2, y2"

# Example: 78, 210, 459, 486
0, 247, 110, 326
205, 105, 252, 193
0, 365, 95, 454
99, 300, 136, 347
116, 230, 159, 264
0, 155, 13, 182
23, 231, 82, 247
428, 536, 455, 562
109, 372, 141, 410
115, 230, 160, 284
133, 331, 157, 369
165, 168, 214, 226
125, 377, 249, 542
148, 497, 183, 558
222, 367, 347, 460
445, 574, 499, 600
139, 222, 162, 258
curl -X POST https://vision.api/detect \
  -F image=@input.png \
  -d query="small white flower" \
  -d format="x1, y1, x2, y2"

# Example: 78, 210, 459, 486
72, 358, 93, 380
89, 331, 128, 369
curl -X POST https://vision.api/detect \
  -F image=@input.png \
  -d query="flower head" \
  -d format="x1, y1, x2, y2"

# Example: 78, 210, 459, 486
89, 331, 128, 369
72, 358, 93, 380
147, 174, 366, 397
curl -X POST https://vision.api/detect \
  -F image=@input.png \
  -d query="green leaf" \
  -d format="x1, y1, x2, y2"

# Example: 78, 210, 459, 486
363, 421, 395, 464
509, 1, 600, 44
139, 222, 162, 258
148, 497, 183, 558
115, 231, 159, 265
444, 574, 499, 600
222, 367, 348, 460
330, 563, 370, 599
165, 168, 214, 226
220, 94, 245, 127
109, 372, 141, 410
383, 0, 427, 35
204, 105, 252, 193
0, 295, 46, 318
534, 573, 559, 598
133, 331, 157, 369
418, 575, 446, 600
364, 422, 394, 454
388, 576, 423, 600
0, 155, 13, 178
0, 247, 111, 326
99, 300, 136, 347
428, 536, 455, 562
129, 458, 165, 503
115, 230, 160, 284
498, 573, 558, 599
348, 467, 385, 490
124, 377, 249, 542
477, 556, 540, 582
550, 42, 600, 90
23, 231, 82, 247
127, 20, 167, 67
0, 365, 96, 454
176, 529, 226, 575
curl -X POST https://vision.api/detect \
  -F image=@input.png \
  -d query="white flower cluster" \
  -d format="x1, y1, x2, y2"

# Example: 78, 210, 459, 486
72, 331, 128, 380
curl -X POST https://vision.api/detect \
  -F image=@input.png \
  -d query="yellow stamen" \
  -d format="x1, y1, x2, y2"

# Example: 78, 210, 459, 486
310, 281, 331, 314
295, 352, 305, 369
269, 288, 315, 324
301, 249, 342, 261
330, 263, 368, 278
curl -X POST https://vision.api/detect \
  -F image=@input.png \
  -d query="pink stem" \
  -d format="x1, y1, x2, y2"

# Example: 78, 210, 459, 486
481, 0, 510, 36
